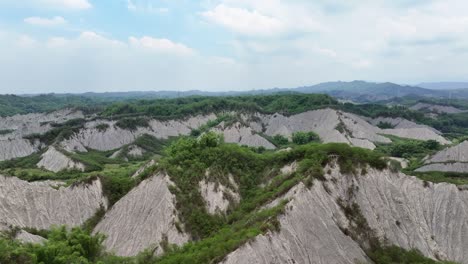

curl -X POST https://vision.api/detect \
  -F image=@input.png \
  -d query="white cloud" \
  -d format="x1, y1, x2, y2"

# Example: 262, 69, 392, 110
202, 4, 284, 36
24, 16, 67, 26
129, 36, 194, 55
201, 1, 325, 37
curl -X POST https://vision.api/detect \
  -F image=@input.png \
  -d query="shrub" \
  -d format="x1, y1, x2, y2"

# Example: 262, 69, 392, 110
292, 131, 320, 145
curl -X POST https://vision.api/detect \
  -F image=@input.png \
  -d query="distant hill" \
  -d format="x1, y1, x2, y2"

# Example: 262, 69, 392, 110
418, 82, 468, 90
293, 81, 443, 102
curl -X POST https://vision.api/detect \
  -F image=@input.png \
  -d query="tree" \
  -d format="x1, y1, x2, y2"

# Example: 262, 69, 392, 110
292, 131, 320, 145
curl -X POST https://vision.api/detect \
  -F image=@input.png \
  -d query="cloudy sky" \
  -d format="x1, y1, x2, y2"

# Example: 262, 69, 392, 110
0, 0, 467, 94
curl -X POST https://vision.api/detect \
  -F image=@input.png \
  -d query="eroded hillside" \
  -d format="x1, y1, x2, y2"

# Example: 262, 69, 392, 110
1, 94, 468, 264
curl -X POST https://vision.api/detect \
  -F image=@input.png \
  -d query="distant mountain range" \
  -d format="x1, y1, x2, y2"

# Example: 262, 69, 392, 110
18, 80, 468, 103
418, 82, 468, 90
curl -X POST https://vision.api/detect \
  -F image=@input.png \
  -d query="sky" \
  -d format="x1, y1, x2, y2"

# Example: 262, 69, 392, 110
0, 0, 467, 94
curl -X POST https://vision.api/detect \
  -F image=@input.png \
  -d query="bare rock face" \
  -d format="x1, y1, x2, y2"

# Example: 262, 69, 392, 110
416, 141, 468, 172
199, 176, 240, 214
222, 166, 468, 264
381, 128, 450, 145
15, 230, 46, 244
371, 117, 441, 133
410, 103, 466, 114
0, 176, 107, 230
221, 181, 369, 264
426, 141, 468, 163
257, 109, 390, 150
416, 162, 468, 173
93, 173, 189, 256
127, 145, 145, 157
0, 138, 39, 161
213, 122, 275, 149
61, 115, 216, 152
37, 147, 85, 172
0, 109, 84, 139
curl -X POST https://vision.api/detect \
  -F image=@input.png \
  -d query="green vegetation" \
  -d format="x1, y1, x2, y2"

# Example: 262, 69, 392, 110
159, 132, 386, 239
0, 226, 108, 264
376, 121, 395, 129
369, 246, 457, 264
376, 136, 441, 159
115, 117, 150, 130
102, 94, 338, 119
0, 94, 107, 117
271, 134, 289, 146
292, 131, 320, 145
0, 129, 14, 135
24, 118, 87, 145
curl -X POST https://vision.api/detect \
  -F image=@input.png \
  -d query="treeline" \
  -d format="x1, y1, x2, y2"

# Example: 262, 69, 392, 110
0, 94, 106, 117
101, 94, 338, 119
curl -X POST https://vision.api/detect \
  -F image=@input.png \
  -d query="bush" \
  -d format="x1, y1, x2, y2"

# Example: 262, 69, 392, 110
272, 134, 289, 146
292, 131, 320, 145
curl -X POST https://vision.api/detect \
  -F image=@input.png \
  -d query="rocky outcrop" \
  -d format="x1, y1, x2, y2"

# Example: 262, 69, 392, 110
93, 173, 189, 256
222, 166, 468, 264
0, 176, 107, 230
213, 122, 275, 149
61, 115, 216, 152
37, 147, 85, 172
416, 141, 468, 172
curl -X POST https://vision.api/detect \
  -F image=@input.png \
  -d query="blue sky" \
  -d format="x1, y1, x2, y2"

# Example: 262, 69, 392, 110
0, 0, 467, 94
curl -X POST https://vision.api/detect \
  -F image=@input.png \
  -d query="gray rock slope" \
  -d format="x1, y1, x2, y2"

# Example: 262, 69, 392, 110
0, 138, 39, 161
246, 109, 449, 149
410, 103, 466, 114
222, 166, 468, 264
417, 141, 468, 172
93, 173, 189, 256
212, 121, 276, 149
0, 109, 83, 161
0, 176, 106, 230
0, 109, 84, 139
199, 174, 240, 214
255, 109, 391, 150
37, 146, 85, 172
61, 115, 216, 152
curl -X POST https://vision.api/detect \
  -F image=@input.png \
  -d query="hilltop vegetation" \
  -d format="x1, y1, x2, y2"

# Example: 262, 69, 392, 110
0, 94, 106, 117
102, 93, 338, 119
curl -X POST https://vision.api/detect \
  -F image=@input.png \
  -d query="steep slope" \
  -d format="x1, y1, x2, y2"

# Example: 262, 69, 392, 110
61, 115, 216, 152
222, 166, 468, 263
417, 141, 468, 172
410, 103, 466, 114
37, 146, 85, 172
93, 173, 189, 256
212, 121, 275, 149
0, 109, 84, 161
0, 138, 39, 161
0, 176, 106, 230
0, 109, 84, 138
